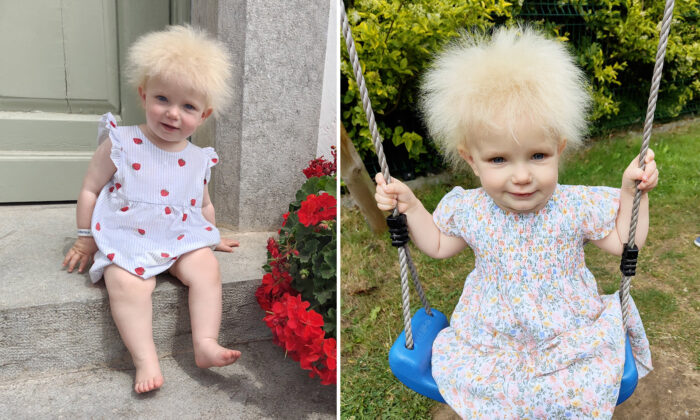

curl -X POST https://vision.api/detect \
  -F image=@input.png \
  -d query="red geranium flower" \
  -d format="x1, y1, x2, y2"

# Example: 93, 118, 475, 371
297, 193, 336, 227
302, 146, 336, 179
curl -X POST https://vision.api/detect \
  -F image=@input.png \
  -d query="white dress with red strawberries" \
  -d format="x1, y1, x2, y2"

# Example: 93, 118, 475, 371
89, 112, 220, 283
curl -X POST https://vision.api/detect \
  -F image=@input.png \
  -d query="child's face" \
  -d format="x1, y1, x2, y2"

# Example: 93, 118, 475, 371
460, 121, 565, 214
138, 76, 212, 145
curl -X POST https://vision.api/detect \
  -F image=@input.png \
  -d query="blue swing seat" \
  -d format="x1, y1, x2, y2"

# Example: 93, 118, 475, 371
389, 308, 638, 406
389, 308, 448, 403
617, 332, 638, 404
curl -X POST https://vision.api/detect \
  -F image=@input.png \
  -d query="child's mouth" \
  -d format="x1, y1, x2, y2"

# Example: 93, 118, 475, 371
510, 192, 534, 198
161, 122, 179, 131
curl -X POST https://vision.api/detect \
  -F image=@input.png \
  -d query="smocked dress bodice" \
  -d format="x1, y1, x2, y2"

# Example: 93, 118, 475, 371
430, 185, 652, 419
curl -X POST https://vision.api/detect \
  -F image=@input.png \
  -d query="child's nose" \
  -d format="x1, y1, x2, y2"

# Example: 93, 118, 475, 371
166, 106, 179, 119
511, 164, 532, 184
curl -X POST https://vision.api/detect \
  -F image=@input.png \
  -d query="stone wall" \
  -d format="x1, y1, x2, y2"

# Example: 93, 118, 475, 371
192, 0, 333, 231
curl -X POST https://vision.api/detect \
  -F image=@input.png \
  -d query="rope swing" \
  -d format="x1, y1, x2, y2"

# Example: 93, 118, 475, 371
341, 0, 675, 406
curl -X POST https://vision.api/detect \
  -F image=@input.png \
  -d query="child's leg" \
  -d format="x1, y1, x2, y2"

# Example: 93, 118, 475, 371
169, 247, 241, 368
103, 265, 163, 393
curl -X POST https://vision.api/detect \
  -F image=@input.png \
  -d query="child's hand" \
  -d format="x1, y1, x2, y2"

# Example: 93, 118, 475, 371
62, 237, 98, 273
215, 238, 240, 253
621, 149, 658, 194
375, 173, 419, 214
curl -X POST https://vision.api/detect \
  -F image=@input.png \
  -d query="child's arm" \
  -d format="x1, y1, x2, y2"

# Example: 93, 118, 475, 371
375, 174, 467, 259
201, 186, 240, 252
592, 149, 658, 256
63, 139, 117, 273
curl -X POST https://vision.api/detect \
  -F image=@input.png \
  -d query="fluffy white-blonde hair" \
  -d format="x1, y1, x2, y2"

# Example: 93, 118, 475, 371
126, 25, 233, 117
420, 26, 591, 169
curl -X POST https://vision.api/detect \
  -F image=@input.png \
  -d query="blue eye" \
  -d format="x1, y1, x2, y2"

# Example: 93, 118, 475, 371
490, 157, 505, 164
532, 153, 545, 160
156, 95, 167, 102
184, 104, 196, 111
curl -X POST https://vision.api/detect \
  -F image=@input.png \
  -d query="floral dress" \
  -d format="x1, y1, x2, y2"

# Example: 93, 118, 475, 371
89, 113, 220, 283
431, 185, 652, 419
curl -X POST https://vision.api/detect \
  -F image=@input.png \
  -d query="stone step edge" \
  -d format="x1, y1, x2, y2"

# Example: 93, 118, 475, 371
0, 276, 272, 381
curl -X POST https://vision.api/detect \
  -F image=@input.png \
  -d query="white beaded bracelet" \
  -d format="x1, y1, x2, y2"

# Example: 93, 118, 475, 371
77, 229, 93, 237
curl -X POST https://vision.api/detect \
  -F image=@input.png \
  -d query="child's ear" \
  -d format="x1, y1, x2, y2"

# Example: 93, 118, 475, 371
201, 108, 213, 122
557, 138, 567, 155
138, 85, 146, 106
458, 145, 479, 177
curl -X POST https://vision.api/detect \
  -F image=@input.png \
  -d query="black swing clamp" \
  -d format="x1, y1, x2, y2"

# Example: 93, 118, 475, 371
386, 214, 410, 247
620, 243, 639, 277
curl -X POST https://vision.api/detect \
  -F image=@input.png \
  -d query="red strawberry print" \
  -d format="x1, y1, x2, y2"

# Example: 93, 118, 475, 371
190, 199, 196, 206
182, 214, 188, 222
132, 163, 141, 170
161, 189, 169, 197
138, 229, 145, 235
161, 252, 169, 258
211, 158, 218, 163
95, 223, 101, 231
107, 253, 115, 261
133, 138, 143, 144
115, 183, 122, 190
165, 206, 172, 215
110, 121, 116, 128
204, 179, 207, 184
177, 234, 185, 240
135, 267, 145, 275
109, 186, 114, 193
120, 206, 129, 212
171, 256, 178, 261
206, 226, 213, 231
178, 159, 186, 167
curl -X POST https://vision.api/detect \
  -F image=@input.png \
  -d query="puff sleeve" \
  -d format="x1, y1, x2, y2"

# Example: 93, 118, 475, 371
432, 186, 469, 238
579, 186, 620, 241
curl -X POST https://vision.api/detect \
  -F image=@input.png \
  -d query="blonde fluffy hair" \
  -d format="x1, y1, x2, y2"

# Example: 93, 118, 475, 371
420, 26, 591, 170
126, 25, 233, 117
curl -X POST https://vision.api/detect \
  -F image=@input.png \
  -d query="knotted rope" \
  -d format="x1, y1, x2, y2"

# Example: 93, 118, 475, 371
341, 2, 432, 349
620, 0, 675, 328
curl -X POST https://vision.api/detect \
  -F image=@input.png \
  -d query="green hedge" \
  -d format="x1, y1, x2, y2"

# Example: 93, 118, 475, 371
341, 0, 699, 175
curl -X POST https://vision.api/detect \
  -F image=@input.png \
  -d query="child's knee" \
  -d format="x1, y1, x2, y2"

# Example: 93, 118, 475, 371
104, 265, 156, 297
171, 248, 220, 286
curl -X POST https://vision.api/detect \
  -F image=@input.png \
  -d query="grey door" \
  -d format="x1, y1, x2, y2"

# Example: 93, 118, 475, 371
0, 0, 189, 202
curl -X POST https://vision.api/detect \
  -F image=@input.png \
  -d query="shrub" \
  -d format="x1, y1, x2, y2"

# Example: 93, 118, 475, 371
256, 148, 337, 384
342, 0, 698, 173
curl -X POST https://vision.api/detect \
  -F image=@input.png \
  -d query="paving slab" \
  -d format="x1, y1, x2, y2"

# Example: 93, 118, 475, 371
0, 204, 275, 380
0, 340, 336, 419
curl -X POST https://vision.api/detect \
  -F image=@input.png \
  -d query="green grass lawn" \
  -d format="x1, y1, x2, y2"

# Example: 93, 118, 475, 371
340, 119, 700, 418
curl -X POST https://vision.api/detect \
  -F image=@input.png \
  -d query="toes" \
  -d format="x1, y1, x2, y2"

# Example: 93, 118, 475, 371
134, 376, 163, 393
221, 349, 241, 365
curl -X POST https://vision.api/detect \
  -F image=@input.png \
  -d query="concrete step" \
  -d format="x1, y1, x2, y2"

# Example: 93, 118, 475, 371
0, 340, 336, 419
0, 204, 274, 381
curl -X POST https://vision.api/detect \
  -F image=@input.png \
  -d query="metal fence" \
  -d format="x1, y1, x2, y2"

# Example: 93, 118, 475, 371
518, 0, 698, 129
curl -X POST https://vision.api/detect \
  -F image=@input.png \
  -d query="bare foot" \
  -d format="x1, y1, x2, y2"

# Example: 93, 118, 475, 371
133, 355, 164, 393
194, 339, 241, 368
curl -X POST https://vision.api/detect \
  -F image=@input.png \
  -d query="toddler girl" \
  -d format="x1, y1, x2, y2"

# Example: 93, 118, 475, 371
62, 25, 241, 393
375, 27, 657, 418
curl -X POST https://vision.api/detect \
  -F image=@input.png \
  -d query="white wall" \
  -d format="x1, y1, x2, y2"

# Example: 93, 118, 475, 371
316, 0, 338, 159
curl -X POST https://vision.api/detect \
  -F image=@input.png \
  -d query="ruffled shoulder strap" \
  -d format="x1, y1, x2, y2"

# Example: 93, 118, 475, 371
202, 147, 219, 184
97, 112, 120, 146
96, 112, 122, 171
